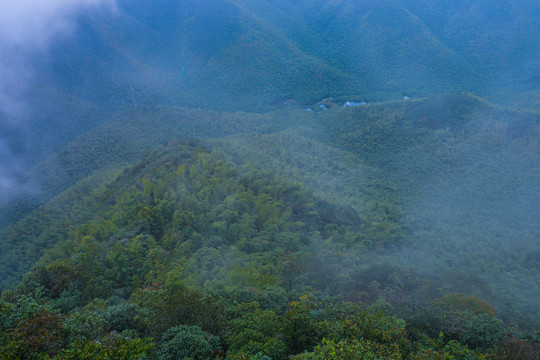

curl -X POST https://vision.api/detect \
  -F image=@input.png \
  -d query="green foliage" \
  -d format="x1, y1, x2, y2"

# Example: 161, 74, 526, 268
37, 261, 80, 299
226, 302, 285, 360
407, 304, 505, 351
412, 334, 492, 360
0, 310, 66, 360
0, 295, 64, 360
159, 325, 220, 360
58, 336, 154, 360
497, 336, 540, 360
228, 265, 279, 288
282, 295, 320, 355
64, 301, 108, 341
103, 301, 142, 333
433, 293, 497, 317
341, 308, 407, 344
290, 338, 402, 360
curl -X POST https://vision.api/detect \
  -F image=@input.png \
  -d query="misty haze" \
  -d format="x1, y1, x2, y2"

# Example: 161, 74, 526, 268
0, 1, 539, 359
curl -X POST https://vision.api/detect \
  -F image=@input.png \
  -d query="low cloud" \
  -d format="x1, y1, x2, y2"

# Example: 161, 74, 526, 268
0, 139, 39, 207
0, 0, 117, 48
0, 0, 117, 209
0, 0, 117, 119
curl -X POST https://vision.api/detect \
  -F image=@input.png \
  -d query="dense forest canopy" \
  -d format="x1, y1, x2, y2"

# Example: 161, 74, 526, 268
0, 0, 538, 359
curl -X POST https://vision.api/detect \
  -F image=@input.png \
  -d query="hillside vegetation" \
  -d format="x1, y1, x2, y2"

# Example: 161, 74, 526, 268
2, 140, 538, 359
1, 93, 539, 358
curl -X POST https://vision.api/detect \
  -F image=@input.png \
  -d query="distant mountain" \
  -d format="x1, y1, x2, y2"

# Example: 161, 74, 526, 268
40, 0, 539, 114
235, 0, 475, 95
397, 0, 540, 75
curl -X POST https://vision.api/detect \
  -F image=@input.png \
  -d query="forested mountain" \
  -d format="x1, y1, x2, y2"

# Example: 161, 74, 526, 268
0, 139, 531, 359
42, 0, 538, 111
0, 0, 539, 359
1, 94, 539, 358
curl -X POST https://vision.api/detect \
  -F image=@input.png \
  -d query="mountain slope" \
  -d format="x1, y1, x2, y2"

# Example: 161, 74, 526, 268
48, 0, 362, 111
235, 0, 475, 96
45, 0, 514, 113
2, 141, 513, 359
2, 94, 539, 330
